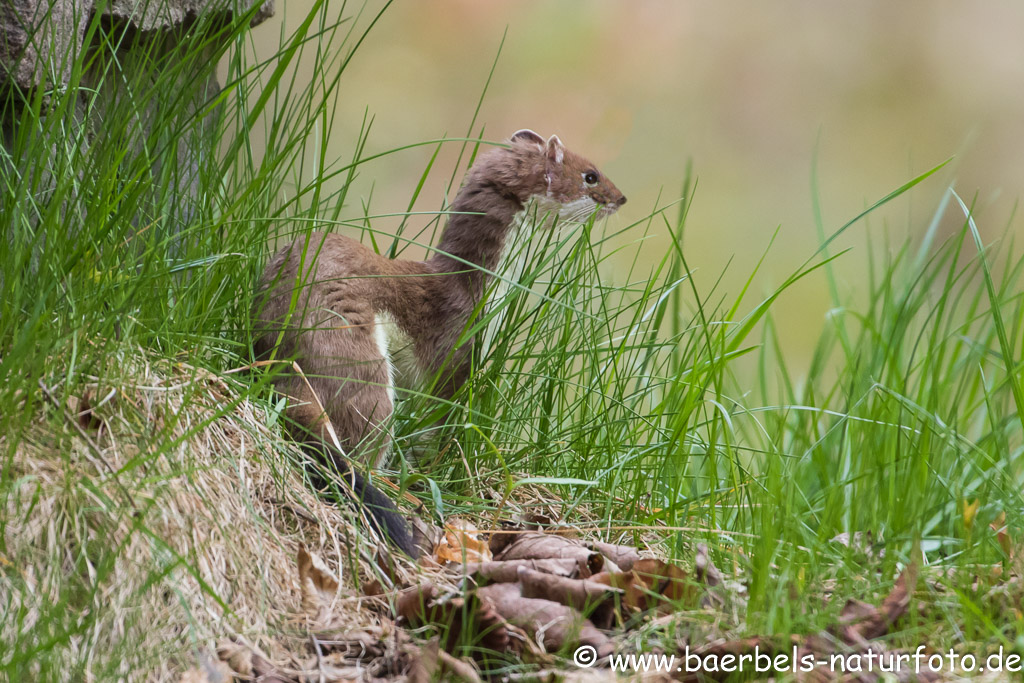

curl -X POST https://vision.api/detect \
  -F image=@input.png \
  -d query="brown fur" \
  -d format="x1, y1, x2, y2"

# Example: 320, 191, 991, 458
253, 131, 625, 466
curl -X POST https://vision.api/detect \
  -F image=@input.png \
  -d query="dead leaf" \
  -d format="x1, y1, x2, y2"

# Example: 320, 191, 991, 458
963, 499, 981, 530
492, 532, 603, 576
397, 583, 513, 655
517, 567, 623, 629
361, 577, 384, 597
838, 598, 877, 626
436, 519, 492, 564
407, 637, 441, 683
836, 560, 918, 645
591, 540, 641, 571
397, 583, 441, 625
461, 558, 585, 582
476, 582, 613, 657
592, 558, 695, 614
487, 525, 519, 556
405, 636, 483, 683
297, 544, 341, 621
627, 558, 689, 592
694, 543, 723, 588
519, 511, 558, 529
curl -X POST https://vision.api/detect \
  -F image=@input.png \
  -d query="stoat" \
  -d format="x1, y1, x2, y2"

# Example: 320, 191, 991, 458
253, 130, 626, 556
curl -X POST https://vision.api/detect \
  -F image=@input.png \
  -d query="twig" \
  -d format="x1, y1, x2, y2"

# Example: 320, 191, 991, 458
271, 497, 320, 525
309, 633, 325, 683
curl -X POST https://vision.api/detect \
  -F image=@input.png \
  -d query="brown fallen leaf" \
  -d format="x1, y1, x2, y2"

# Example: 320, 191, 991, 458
436, 519, 493, 564
518, 567, 623, 629
591, 540, 641, 571
461, 558, 584, 582
405, 636, 484, 683
836, 559, 918, 645
476, 582, 613, 658
591, 557, 695, 613
518, 511, 558, 529
693, 543, 722, 588
397, 583, 441, 624
491, 532, 604, 577
487, 525, 520, 556
397, 583, 513, 655
297, 545, 342, 625
361, 577, 385, 597
407, 637, 440, 683
74, 389, 105, 431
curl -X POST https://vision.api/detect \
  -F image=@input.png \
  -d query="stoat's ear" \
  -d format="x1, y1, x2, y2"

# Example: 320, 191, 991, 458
511, 129, 544, 146
546, 134, 565, 165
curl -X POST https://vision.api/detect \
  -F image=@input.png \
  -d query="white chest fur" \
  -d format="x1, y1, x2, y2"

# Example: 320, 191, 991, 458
480, 196, 597, 359
493, 196, 595, 289
374, 312, 428, 396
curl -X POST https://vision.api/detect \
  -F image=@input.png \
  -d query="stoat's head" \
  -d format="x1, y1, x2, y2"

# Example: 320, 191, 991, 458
463, 129, 626, 225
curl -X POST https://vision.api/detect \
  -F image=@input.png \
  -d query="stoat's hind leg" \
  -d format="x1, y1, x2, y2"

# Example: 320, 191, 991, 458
280, 374, 415, 557
282, 309, 395, 468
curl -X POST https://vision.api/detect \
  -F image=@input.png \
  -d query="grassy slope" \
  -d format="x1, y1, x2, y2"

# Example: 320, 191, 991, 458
2, 1, 1023, 679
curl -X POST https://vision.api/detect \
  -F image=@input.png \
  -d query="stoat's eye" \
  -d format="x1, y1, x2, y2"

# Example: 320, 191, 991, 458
583, 171, 599, 186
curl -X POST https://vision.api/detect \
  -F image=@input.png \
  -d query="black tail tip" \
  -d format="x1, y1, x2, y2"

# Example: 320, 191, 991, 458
300, 439, 420, 558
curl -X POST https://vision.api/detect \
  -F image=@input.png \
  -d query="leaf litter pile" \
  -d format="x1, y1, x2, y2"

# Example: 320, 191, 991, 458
386, 523, 932, 683
211, 517, 932, 682
3, 350, 1019, 681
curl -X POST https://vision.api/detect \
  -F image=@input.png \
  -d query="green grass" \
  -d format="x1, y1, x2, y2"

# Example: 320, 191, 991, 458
443, 165, 1024, 646
2, 0, 1024, 679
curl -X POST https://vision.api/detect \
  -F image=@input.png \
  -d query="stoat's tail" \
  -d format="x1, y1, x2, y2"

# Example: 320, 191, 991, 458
299, 436, 419, 558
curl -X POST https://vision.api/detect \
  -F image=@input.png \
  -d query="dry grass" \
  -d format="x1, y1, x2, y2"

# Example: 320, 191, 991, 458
0, 347, 420, 681
2, 346, 973, 683
0, 345, 676, 681
5, 346, 977, 682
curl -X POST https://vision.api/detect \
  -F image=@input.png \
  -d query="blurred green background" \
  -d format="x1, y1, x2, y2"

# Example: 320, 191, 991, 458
246, 0, 1024, 373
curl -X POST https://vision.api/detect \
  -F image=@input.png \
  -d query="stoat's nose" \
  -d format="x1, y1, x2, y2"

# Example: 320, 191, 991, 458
616, 194, 627, 206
